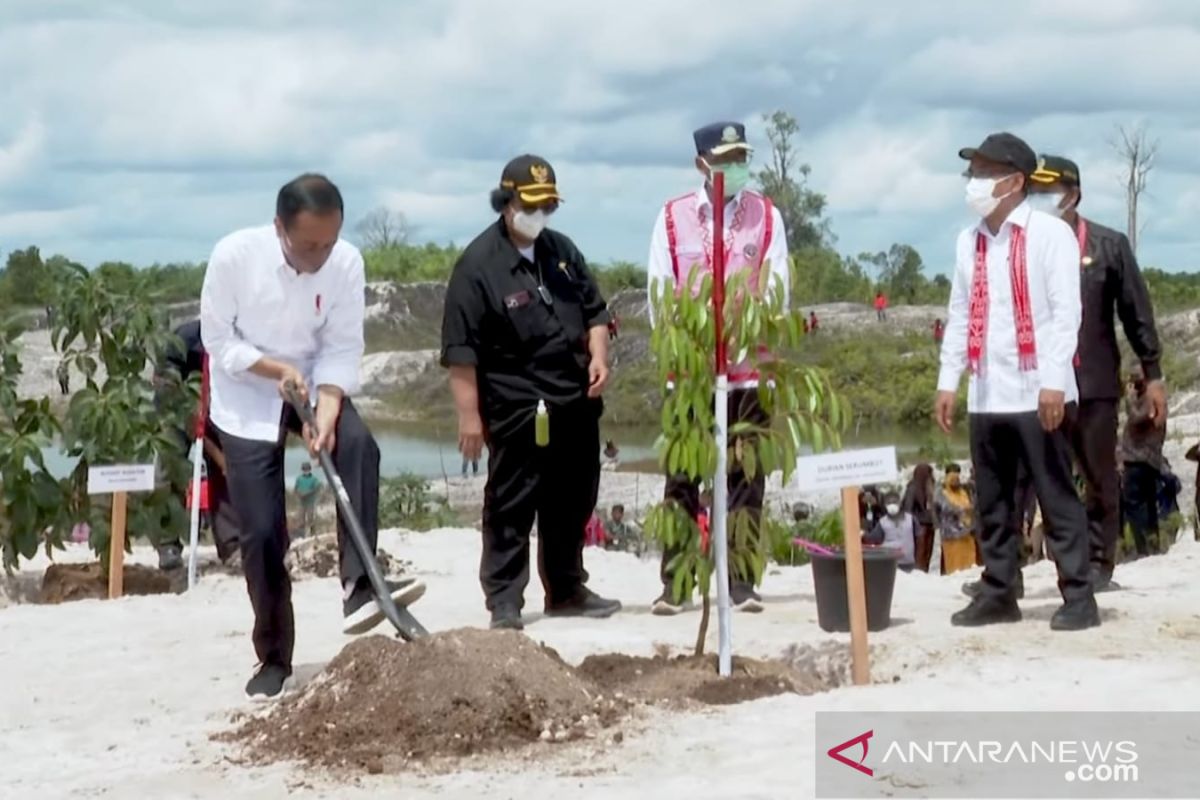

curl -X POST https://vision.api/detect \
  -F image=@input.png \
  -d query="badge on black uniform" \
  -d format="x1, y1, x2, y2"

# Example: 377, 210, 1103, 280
504, 290, 532, 309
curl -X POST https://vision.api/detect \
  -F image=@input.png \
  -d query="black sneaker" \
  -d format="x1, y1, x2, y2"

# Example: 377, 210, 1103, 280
962, 572, 1024, 600
245, 663, 291, 701
489, 604, 524, 630
951, 595, 1022, 627
651, 590, 686, 616
731, 584, 764, 613
342, 577, 427, 635
545, 587, 622, 619
157, 543, 184, 572
1050, 596, 1101, 631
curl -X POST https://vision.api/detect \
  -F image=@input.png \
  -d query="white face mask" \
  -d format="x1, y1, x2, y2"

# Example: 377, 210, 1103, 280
965, 175, 1016, 218
512, 208, 548, 240
1027, 192, 1068, 218
886, 503, 901, 517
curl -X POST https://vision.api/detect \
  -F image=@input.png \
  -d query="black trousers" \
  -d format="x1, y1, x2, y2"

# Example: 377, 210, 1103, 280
1059, 399, 1121, 578
480, 399, 601, 611
969, 409, 1091, 602
661, 388, 768, 592
1122, 461, 1159, 556
218, 398, 380, 669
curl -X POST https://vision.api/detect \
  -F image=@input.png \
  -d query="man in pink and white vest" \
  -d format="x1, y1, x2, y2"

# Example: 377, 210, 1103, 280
936, 132, 1099, 632
645, 121, 789, 616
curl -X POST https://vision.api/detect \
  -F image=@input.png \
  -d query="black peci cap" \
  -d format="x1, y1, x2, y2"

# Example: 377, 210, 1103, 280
499, 155, 561, 204
959, 132, 1037, 176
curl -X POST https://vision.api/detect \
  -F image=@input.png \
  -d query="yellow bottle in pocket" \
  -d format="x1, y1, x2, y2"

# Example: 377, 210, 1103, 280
535, 399, 549, 447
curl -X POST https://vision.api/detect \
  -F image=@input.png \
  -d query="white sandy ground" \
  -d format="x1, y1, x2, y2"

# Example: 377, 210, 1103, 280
2, 528, 1200, 800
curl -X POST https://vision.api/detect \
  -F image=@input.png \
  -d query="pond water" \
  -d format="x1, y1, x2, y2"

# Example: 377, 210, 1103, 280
35, 419, 965, 483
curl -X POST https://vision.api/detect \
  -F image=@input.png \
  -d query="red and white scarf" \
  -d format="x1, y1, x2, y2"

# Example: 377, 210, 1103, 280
967, 224, 1037, 376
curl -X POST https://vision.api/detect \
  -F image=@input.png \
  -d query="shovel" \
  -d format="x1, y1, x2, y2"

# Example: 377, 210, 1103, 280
284, 381, 428, 641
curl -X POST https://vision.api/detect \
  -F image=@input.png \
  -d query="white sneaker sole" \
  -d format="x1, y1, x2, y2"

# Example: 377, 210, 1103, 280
342, 580, 427, 635
651, 601, 685, 616
734, 598, 764, 614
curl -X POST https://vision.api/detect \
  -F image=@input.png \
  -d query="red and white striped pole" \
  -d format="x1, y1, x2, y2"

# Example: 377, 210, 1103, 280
186, 354, 209, 590
710, 172, 733, 677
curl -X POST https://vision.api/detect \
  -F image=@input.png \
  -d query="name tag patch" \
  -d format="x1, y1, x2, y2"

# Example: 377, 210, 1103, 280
504, 290, 532, 309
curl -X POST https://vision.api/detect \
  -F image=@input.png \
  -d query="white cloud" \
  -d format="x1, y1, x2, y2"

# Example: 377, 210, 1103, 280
0, 0, 1198, 273
0, 120, 46, 186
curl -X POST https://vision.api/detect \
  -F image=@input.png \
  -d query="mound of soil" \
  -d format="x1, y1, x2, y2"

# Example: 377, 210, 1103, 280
224, 630, 849, 775
575, 649, 837, 707
39, 563, 174, 604
286, 533, 411, 580
226, 629, 617, 773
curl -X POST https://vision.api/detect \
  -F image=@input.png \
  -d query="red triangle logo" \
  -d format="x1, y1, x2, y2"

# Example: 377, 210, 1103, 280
827, 730, 874, 777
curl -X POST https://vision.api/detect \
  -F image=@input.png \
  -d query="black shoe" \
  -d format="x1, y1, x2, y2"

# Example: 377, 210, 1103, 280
545, 587, 622, 619
1050, 596, 1101, 631
489, 604, 524, 630
1090, 569, 1120, 593
342, 577, 427, 635
962, 573, 1024, 600
157, 543, 184, 572
951, 595, 1022, 627
731, 584, 764, 613
651, 590, 686, 616
245, 663, 291, 701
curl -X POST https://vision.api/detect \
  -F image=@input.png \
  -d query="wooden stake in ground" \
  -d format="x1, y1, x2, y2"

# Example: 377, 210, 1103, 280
108, 491, 128, 599
840, 486, 870, 685
87, 463, 156, 600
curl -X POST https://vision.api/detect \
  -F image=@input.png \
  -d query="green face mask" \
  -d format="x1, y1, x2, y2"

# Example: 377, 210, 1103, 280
707, 161, 751, 198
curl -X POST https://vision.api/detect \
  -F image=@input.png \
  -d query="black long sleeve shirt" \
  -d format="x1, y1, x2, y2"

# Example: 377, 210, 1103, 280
440, 218, 610, 432
1075, 218, 1162, 400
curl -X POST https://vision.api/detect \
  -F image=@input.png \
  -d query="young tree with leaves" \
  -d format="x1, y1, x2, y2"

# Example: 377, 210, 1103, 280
643, 266, 847, 655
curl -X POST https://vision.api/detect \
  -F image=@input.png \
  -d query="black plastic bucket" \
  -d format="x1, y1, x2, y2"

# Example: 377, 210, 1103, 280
811, 547, 900, 633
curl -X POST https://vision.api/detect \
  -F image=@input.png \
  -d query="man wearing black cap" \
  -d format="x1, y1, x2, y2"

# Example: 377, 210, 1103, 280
1026, 155, 1163, 589
645, 121, 789, 615
441, 155, 621, 630
936, 132, 1099, 630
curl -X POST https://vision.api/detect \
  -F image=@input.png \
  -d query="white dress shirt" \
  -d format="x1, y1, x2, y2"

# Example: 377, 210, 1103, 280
646, 187, 790, 327
937, 201, 1082, 414
200, 225, 365, 442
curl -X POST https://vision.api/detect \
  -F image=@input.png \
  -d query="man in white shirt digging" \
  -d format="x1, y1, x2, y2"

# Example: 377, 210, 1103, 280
936, 133, 1099, 632
201, 174, 424, 700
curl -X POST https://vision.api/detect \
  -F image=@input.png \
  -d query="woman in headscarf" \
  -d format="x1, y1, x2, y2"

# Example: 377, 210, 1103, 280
935, 463, 977, 575
902, 463, 936, 572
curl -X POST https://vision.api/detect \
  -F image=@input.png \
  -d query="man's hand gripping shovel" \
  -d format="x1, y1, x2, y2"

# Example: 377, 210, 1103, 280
283, 381, 429, 641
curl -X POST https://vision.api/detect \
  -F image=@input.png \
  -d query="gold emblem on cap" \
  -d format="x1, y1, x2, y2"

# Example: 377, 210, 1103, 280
722, 126, 738, 143
530, 164, 550, 184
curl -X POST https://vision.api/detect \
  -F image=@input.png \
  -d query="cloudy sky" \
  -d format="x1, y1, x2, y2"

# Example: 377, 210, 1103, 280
2, 0, 1198, 274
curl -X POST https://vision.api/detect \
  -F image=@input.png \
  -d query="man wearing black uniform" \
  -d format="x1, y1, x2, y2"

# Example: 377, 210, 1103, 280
153, 318, 242, 570
964, 155, 1164, 595
441, 155, 621, 631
